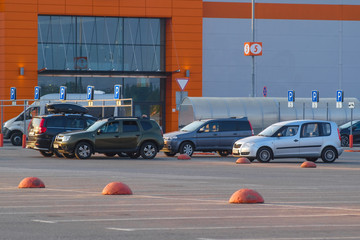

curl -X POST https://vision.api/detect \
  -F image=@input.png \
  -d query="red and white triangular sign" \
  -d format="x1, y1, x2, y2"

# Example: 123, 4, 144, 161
176, 78, 189, 91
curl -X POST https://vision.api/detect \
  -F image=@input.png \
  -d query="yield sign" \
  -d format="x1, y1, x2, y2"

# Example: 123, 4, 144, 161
176, 78, 189, 91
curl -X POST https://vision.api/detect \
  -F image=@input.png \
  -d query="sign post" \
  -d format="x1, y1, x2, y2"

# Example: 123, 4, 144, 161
336, 90, 343, 108
311, 90, 319, 108
349, 101, 355, 148
288, 90, 295, 108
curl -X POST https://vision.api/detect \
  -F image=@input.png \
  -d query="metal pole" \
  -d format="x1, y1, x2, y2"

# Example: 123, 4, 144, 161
303, 102, 305, 120
326, 102, 329, 121
350, 108, 353, 148
0, 100, 3, 147
251, 0, 255, 97
22, 100, 27, 148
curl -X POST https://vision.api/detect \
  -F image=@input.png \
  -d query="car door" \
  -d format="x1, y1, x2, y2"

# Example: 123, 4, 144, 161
195, 121, 220, 150
273, 125, 300, 157
95, 121, 121, 150
117, 120, 141, 150
299, 122, 323, 156
218, 121, 239, 149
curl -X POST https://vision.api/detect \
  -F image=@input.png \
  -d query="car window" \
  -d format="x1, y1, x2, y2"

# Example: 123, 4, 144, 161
278, 125, 299, 137
85, 118, 96, 127
319, 123, 331, 136
219, 121, 237, 132
123, 120, 139, 132
65, 118, 84, 129
140, 121, 153, 131
100, 121, 119, 133
301, 123, 320, 138
237, 121, 251, 131
46, 117, 65, 128
200, 122, 219, 133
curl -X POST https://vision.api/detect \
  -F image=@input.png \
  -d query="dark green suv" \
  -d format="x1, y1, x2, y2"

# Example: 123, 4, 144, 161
53, 117, 164, 159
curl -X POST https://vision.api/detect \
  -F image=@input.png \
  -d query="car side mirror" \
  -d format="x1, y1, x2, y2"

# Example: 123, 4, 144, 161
277, 133, 283, 137
97, 129, 103, 135
198, 129, 204, 133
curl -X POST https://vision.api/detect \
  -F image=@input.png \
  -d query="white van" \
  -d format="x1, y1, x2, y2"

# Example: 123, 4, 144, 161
2, 93, 132, 146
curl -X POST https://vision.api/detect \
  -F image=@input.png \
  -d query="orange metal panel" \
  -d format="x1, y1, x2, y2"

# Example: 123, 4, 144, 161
120, 0, 146, 8
119, 7, 146, 17
3, 3, 37, 12
173, 1, 202, 9
146, 0, 171, 8
38, 0, 66, 5
38, 5, 66, 15
66, 5, 93, 16
93, 6, 120, 16
172, 8, 202, 17
145, 8, 172, 18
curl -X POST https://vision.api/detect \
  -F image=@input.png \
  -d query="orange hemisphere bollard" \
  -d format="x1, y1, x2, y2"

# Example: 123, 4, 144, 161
349, 134, 353, 148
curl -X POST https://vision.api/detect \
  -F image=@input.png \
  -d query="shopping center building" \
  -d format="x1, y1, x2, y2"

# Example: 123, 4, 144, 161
1, 0, 360, 132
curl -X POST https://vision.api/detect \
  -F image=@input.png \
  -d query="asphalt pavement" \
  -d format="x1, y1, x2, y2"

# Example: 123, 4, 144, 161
1, 142, 360, 240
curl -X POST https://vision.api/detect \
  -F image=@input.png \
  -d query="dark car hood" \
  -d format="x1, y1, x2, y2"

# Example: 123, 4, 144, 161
164, 131, 192, 138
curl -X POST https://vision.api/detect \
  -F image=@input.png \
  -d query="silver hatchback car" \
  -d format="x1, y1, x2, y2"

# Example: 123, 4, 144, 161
232, 120, 343, 163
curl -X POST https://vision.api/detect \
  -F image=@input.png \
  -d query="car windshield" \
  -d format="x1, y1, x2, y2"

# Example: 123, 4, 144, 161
181, 121, 205, 132
340, 120, 360, 129
258, 124, 283, 137
85, 119, 107, 131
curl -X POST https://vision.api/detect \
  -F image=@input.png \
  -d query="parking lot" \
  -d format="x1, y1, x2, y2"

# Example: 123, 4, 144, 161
1, 142, 360, 240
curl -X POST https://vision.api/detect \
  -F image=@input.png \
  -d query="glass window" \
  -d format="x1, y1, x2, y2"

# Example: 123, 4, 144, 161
65, 118, 84, 129
219, 121, 237, 132
38, 16, 164, 72
278, 125, 299, 137
319, 123, 331, 136
301, 123, 320, 138
46, 117, 65, 128
123, 120, 139, 132
140, 121, 153, 131
100, 121, 119, 133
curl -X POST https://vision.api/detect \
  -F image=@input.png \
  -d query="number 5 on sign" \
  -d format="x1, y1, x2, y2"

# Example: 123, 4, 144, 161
244, 42, 263, 56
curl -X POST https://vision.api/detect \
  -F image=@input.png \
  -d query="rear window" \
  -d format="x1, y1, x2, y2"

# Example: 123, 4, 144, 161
31, 118, 42, 128
65, 118, 84, 129
219, 120, 251, 132
45, 117, 65, 128
140, 121, 153, 131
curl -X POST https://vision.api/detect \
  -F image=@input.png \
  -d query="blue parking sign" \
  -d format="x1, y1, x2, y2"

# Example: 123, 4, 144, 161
312, 90, 319, 102
114, 85, 122, 100
336, 90, 343, 102
10, 87, 16, 100
288, 90, 295, 102
87, 86, 94, 100
59, 86, 67, 100
34, 86, 41, 100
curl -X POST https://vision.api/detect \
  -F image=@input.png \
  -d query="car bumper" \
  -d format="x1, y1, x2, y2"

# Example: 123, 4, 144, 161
162, 140, 180, 153
3, 127, 11, 139
53, 141, 76, 154
26, 138, 52, 151
337, 146, 344, 156
232, 145, 258, 158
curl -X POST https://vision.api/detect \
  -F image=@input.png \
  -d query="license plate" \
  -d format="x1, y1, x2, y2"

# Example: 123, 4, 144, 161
53, 144, 59, 148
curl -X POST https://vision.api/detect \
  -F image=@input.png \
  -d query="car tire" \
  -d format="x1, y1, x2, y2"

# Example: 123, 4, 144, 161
321, 147, 337, 163
53, 149, 63, 158
305, 157, 318, 162
179, 142, 194, 156
10, 132, 22, 146
140, 141, 158, 159
104, 153, 116, 157
217, 150, 230, 157
75, 142, 92, 159
164, 152, 176, 157
40, 150, 54, 157
62, 153, 75, 159
127, 152, 140, 159
341, 135, 349, 147
256, 147, 272, 163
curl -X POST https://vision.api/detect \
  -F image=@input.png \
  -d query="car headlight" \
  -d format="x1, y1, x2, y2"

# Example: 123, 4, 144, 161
62, 135, 71, 142
242, 142, 255, 148
165, 136, 177, 140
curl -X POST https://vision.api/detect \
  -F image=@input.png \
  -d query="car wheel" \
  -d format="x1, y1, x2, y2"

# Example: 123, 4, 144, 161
140, 142, 158, 159
305, 157, 318, 162
10, 132, 22, 146
321, 147, 337, 163
127, 152, 140, 159
217, 150, 230, 157
256, 147, 272, 163
75, 142, 92, 159
104, 153, 116, 157
53, 149, 63, 158
179, 142, 194, 156
164, 152, 176, 157
62, 153, 75, 159
40, 150, 54, 157
341, 135, 349, 147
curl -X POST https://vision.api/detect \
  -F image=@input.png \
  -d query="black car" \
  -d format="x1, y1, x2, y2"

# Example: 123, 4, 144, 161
339, 120, 360, 147
26, 104, 97, 157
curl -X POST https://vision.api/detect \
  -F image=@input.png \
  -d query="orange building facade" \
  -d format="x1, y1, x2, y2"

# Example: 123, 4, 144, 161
0, 0, 203, 132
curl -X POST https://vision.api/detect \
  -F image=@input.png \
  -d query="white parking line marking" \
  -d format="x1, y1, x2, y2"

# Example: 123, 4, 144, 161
197, 237, 360, 240
106, 224, 360, 232
32, 220, 56, 224
32, 213, 360, 224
